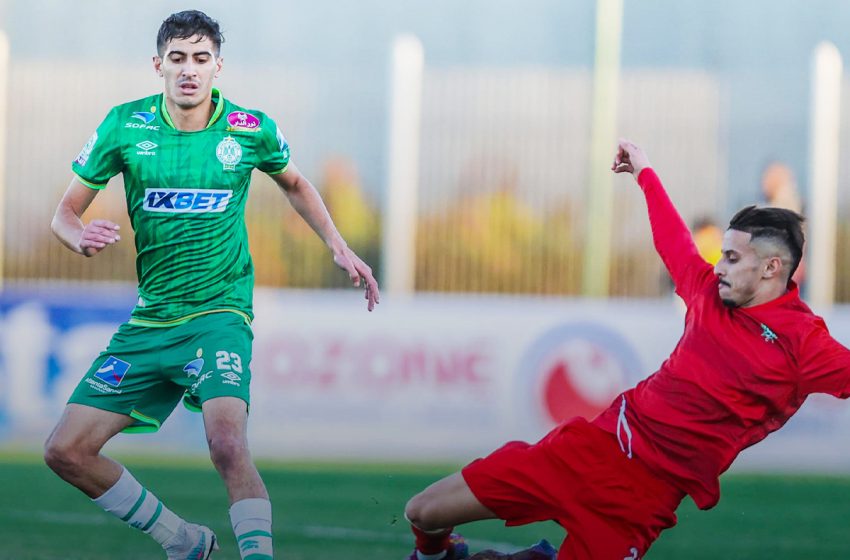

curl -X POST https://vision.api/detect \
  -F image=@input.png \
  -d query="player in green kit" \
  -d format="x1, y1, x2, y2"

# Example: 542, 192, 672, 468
44, 10, 379, 559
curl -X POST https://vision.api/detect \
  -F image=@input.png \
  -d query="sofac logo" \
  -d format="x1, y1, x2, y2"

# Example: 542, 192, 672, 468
183, 358, 205, 377
143, 188, 233, 213
517, 323, 641, 430
126, 111, 160, 130
227, 111, 260, 130
131, 112, 156, 124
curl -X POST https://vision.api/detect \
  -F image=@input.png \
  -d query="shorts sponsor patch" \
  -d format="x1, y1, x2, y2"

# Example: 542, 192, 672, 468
94, 356, 131, 387
183, 357, 205, 377
84, 378, 124, 395
190, 372, 213, 392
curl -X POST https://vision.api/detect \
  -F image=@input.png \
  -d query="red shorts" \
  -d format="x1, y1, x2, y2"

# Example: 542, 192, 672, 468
462, 418, 685, 560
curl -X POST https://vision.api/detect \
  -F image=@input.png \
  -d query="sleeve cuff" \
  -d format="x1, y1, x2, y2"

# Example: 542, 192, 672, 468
74, 174, 107, 190
264, 163, 289, 176
636, 167, 658, 190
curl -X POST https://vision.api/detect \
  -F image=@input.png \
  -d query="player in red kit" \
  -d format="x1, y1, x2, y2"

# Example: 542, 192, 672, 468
402, 139, 850, 560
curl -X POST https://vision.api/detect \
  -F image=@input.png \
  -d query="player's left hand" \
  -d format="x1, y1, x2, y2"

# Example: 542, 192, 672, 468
333, 246, 380, 311
611, 138, 651, 178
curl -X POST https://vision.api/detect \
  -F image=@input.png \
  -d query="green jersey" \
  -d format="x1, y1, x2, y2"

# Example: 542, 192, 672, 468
72, 88, 290, 326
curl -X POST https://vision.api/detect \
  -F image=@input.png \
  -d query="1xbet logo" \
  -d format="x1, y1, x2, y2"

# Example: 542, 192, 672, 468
143, 188, 233, 213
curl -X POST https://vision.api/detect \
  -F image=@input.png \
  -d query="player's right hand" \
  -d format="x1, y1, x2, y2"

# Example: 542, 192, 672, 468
79, 219, 121, 257
611, 138, 651, 178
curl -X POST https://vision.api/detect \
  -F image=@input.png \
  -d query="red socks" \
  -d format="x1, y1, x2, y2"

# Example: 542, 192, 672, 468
411, 524, 453, 555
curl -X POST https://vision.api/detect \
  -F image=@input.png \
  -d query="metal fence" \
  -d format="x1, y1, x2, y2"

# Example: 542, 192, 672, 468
14, 57, 845, 300
416, 68, 722, 296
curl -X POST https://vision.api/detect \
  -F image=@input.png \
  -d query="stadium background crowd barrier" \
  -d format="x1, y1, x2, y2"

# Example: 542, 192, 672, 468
4, 1, 850, 468
7, 63, 725, 297
6, 61, 850, 298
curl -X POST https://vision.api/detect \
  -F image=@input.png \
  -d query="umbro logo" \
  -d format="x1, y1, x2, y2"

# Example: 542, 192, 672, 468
136, 141, 157, 156
221, 371, 242, 387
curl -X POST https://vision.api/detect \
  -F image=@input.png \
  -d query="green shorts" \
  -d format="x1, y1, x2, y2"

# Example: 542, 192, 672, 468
69, 311, 253, 433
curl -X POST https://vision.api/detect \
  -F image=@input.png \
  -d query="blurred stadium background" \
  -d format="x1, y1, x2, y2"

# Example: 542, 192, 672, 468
5, 0, 850, 557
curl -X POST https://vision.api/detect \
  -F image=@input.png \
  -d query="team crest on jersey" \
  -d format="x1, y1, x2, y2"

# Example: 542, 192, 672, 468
75, 132, 98, 166
760, 323, 778, 343
226, 111, 261, 132
216, 136, 243, 171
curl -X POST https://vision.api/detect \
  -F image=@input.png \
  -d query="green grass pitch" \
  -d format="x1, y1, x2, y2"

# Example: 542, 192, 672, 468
2, 452, 850, 559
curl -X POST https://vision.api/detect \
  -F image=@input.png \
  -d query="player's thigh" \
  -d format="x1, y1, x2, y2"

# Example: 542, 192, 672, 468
408, 472, 497, 530
550, 422, 682, 560
46, 403, 133, 455
461, 438, 567, 527
67, 322, 180, 432
201, 396, 249, 439
165, 313, 253, 411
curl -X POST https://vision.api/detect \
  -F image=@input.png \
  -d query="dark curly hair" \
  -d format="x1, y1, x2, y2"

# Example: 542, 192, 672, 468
156, 10, 224, 56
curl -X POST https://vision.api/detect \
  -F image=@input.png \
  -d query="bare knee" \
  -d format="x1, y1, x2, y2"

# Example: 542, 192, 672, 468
42, 405, 129, 487
406, 472, 496, 531
207, 433, 250, 474
405, 491, 444, 531
44, 435, 88, 477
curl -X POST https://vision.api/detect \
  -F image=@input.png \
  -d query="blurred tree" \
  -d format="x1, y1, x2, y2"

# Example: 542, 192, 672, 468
249, 157, 380, 289
417, 183, 554, 294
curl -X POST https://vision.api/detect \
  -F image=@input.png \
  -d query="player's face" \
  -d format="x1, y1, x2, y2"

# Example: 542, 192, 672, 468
714, 229, 767, 308
154, 35, 222, 110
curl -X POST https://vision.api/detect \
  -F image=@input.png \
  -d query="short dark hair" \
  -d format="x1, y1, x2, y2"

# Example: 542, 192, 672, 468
728, 205, 805, 280
156, 10, 224, 56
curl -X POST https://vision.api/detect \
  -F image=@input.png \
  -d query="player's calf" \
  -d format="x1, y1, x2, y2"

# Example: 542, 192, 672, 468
229, 498, 274, 560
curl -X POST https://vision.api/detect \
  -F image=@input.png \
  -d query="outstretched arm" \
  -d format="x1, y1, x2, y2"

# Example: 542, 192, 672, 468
270, 163, 380, 311
799, 327, 850, 398
51, 177, 121, 257
612, 139, 711, 301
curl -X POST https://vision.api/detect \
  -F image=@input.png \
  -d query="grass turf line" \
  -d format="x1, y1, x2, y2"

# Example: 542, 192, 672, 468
2, 454, 850, 559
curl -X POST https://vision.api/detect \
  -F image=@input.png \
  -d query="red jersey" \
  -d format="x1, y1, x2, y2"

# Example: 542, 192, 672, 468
593, 168, 850, 510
